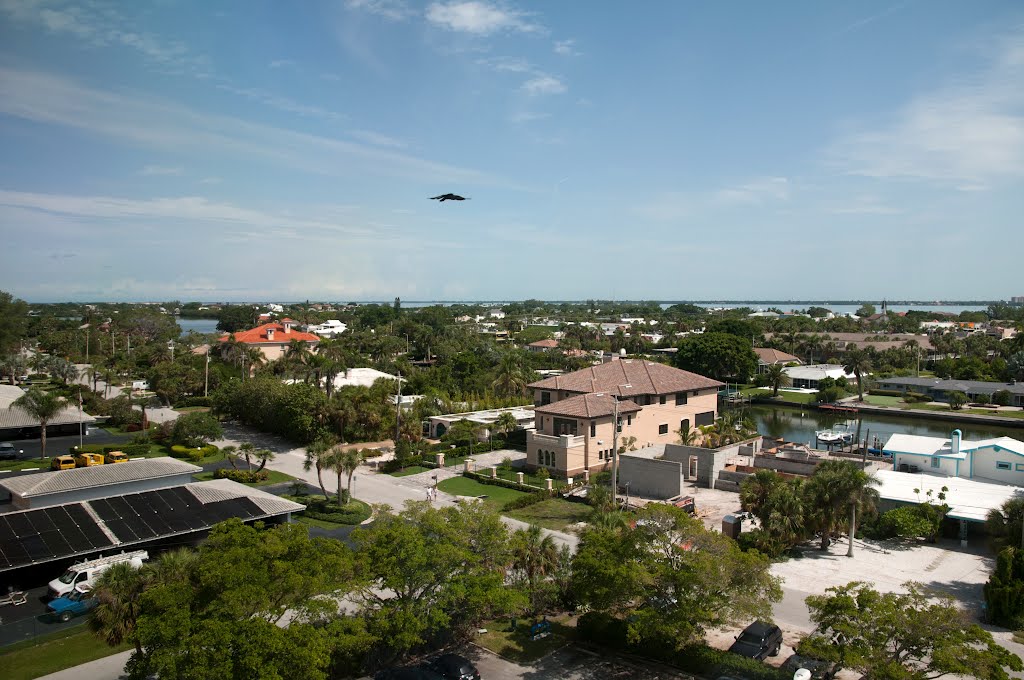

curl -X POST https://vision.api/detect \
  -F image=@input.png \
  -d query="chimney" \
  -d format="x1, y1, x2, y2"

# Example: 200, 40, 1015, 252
283, 319, 292, 334
951, 429, 961, 456
266, 328, 275, 341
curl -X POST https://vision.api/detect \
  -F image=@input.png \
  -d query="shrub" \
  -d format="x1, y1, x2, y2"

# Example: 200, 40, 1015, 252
121, 444, 151, 457
463, 470, 542, 493
984, 547, 1024, 629
816, 386, 843, 403
993, 390, 1013, 407
171, 411, 223, 447
948, 390, 968, 410
502, 491, 548, 511
213, 468, 269, 483
299, 497, 371, 525
973, 393, 991, 405
869, 388, 904, 397
107, 396, 142, 427
176, 396, 212, 408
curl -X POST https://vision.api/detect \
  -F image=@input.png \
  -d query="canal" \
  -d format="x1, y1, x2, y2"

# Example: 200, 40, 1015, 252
741, 403, 1022, 448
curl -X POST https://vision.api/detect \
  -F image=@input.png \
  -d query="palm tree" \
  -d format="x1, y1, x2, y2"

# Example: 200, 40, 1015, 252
764, 364, 791, 398
304, 436, 335, 500
803, 460, 878, 552
986, 498, 1024, 552
90, 562, 147, 656
511, 524, 561, 619
11, 388, 66, 459
676, 422, 699, 446
492, 353, 528, 397
844, 468, 880, 557
327, 446, 361, 504
495, 411, 519, 438
237, 442, 274, 472
843, 348, 873, 401
740, 469, 784, 525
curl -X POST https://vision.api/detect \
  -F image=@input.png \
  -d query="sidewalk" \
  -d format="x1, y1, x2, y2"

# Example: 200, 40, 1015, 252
35, 650, 131, 680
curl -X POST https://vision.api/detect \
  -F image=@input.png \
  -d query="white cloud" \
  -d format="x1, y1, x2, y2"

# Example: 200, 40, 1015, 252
350, 129, 406, 148
268, 59, 295, 68
426, 1, 540, 35
477, 56, 532, 73
0, 68, 502, 186
554, 39, 579, 56
345, 0, 415, 21
826, 28, 1024, 186
214, 83, 346, 122
521, 74, 566, 96
200, 177, 222, 184
140, 165, 183, 176
714, 177, 790, 204
828, 195, 902, 215
509, 111, 549, 123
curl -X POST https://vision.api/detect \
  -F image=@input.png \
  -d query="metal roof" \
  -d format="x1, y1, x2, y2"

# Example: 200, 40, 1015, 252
0, 458, 202, 498
874, 469, 1023, 523
875, 376, 1024, 396
0, 404, 97, 430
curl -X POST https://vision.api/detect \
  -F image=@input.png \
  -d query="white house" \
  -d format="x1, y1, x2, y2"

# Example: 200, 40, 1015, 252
306, 320, 348, 337
884, 429, 1024, 486
782, 364, 855, 389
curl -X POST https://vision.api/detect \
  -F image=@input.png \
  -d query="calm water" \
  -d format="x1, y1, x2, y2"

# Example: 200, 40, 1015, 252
666, 303, 989, 315
743, 403, 1022, 448
176, 318, 219, 337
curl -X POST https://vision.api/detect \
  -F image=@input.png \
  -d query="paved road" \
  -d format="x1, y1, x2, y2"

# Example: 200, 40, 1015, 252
0, 429, 131, 462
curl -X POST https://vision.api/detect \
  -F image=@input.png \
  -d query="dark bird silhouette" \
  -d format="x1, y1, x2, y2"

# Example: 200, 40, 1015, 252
429, 193, 469, 202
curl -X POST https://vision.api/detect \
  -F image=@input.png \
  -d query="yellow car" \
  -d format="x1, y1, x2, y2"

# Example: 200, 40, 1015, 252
104, 451, 128, 464
74, 453, 104, 468
50, 456, 76, 471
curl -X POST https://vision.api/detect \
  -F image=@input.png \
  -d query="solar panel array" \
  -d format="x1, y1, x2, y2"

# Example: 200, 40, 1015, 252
0, 487, 267, 571
89, 487, 264, 544
0, 504, 114, 569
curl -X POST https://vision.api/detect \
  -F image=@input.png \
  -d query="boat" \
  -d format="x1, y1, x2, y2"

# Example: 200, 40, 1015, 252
815, 421, 855, 447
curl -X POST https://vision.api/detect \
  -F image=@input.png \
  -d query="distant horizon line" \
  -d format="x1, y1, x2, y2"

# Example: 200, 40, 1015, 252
23, 299, 1011, 306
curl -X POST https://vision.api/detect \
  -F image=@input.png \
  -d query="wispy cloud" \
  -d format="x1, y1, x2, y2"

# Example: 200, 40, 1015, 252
200, 177, 222, 185
350, 129, 407, 148
509, 111, 549, 123
426, 1, 541, 36
140, 165, 183, 176
214, 83, 346, 122
714, 177, 790, 205
268, 59, 296, 69
828, 195, 902, 215
826, 27, 1024, 187
521, 74, 566, 96
477, 56, 532, 73
0, 68, 504, 186
345, 0, 416, 21
554, 39, 579, 56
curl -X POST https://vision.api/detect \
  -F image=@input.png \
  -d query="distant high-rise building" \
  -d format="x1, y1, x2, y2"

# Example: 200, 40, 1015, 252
1011, 296, 1024, 304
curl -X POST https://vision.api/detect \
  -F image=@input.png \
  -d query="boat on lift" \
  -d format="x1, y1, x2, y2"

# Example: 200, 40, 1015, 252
815, 421, 855, 447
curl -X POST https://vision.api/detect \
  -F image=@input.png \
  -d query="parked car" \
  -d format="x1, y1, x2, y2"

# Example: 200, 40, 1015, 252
374, 668, 447, 680
74, 452, 104, 468
48, 550, 149, 599
425, 653, 480, 680
0, 442, 22, 461
728, 621, 783, 660
50, 455, 76, 471
47, 583, 98, 621
104, 451, 128, 464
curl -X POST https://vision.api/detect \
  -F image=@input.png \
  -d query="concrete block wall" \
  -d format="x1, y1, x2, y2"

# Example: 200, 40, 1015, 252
618, 455, 683, 500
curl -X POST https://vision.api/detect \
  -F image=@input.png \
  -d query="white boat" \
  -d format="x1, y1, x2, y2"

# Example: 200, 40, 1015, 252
815, 421, 855, 446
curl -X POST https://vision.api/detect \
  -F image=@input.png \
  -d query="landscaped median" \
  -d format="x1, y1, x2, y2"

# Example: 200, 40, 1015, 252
437, 472, 593, 531
282, 494, 372, 528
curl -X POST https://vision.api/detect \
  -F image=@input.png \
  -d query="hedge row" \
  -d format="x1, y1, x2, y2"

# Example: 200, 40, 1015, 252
170, 444, 218, 463
213, 468, 268, 483
463, 470, 543, 493
501, 491, 549, 511
577, 612, 787, 680
868, 388, 904, 397
176, 396, 212, 408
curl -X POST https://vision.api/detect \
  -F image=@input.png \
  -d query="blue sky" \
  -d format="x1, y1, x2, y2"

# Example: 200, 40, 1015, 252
0, 1, 1022, 302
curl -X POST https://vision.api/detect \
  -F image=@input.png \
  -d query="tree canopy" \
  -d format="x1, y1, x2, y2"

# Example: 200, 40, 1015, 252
674, 332, 758, 382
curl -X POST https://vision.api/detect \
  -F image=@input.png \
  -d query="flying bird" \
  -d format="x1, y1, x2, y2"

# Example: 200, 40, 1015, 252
429, 193, 469, 202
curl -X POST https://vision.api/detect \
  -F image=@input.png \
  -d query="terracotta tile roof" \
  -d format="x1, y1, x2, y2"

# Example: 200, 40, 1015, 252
218, 323, 320, 345
535, 393, 642, 419
528, 359, 723, 397
753, 348, 801, 364
528, 339, 560, 348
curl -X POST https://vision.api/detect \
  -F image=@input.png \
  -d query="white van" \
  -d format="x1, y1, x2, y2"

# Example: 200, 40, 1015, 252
47, 550, 149, 599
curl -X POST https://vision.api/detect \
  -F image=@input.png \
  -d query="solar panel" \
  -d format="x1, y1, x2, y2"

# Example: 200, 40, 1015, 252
0, 537, 30, 567
104, 497, 136, 522
5, 513, 33, 537
0, 548, 11, 569
134, 498, 172, 535
26, 510, 57, 535
0, 517, 17, 544
126, 514, 158, 540
65, 505, 114, 549
21, 534, 50, 561
38, 529, 72, 558
44, 507, 94, 552
88, 497, 119, 522
105, 519, 139, 543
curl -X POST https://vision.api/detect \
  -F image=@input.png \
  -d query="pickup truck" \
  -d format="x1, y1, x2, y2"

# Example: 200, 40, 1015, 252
47, 584, 98, 621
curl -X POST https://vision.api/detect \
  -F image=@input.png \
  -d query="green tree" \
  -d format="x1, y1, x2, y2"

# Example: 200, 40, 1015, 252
803, 460, 876, 551
571, 504, 781, 646
494, 411, 519, 437
802, 581, 1022, 680
855, 303, 876, 317
842, 348, 872, 401
11, 388, 66, 459
764, 363, 791, 398
304, 436, 336, 501
216, 305, 258, 333
492, 352, 529, 397
170, 411, 223, 448
510, 524, 561, 619
987, 498, 1024, 553
0, 291, 29, 355
236, 442, 274, 472
90, 561, 148, 657
674, 332, 758, 382
739, 470, 784, 526
984, 547, 1024, 630
676, 421, 699, 446
948, 390, 969, 410
327, 446, 362, 504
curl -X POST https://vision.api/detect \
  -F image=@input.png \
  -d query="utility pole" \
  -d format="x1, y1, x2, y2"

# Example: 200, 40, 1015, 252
395, 371, 402, 444
611, 396, 620, 506
204, 350, 210, 398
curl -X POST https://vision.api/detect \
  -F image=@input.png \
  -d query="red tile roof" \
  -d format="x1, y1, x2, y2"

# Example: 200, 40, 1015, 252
535, 393, 642, 419
753, 348, 801, 364
528, 338, 560, 348
219, 323, 320, 345
528, 359, 722, 397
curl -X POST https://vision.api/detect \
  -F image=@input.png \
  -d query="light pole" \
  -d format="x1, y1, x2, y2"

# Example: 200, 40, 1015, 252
204, 349, 210, 398
395, 372, 402, 444
610, 383, 632, 507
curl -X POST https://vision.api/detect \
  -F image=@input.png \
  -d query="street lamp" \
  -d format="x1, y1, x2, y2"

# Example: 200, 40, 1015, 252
610, 383, 632, 507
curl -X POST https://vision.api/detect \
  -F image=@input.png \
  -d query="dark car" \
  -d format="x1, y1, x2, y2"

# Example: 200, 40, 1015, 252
0, 442, 22, 461
375, 668, 447, 680
728, 621, 783, 660
425, 653, 480, 680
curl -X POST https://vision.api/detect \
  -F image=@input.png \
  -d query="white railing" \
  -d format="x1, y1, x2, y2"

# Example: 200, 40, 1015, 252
528, 432, 586, 448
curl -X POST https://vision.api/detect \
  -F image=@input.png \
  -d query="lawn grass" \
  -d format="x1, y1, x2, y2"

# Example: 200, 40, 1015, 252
193, 469, 294, 486
437, 476, 529, 511
742, 388, 819, 405
0, 626, 130, 680
388, 465, 431, 477
173, 406, 211, 413
286, 496, 372, 526
475, 615, 574, 663
861, 394, 906, 406
505, 498, 592, 531
1013, 631, 1024, 645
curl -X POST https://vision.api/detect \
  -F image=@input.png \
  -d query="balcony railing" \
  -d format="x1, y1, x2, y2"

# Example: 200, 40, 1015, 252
528, 431, 586, 448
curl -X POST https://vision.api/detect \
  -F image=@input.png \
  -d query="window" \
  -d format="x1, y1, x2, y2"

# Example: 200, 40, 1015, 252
590, 421, 596, 437
1016, 463, 1024, 472
659, 395, 667, 405
658, 424, 669, 435
694, 411, 715, 427
627, 414, 633, 426
996, 461, 1011, 470
616, 418, 622, 433
692, 390, 699, 396
931, 457, 941, 468
675, 392, 687, 406
680, 418, 690, 434
541, 391, 551, 406
538, 450, 544, 464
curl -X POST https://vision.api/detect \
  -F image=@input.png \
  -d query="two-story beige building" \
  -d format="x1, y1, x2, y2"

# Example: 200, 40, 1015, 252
526, 359, 723, 477
218, 318, 320, 362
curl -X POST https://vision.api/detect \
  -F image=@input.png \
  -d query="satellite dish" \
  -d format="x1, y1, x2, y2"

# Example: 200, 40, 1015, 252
793, 670, 812, 680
